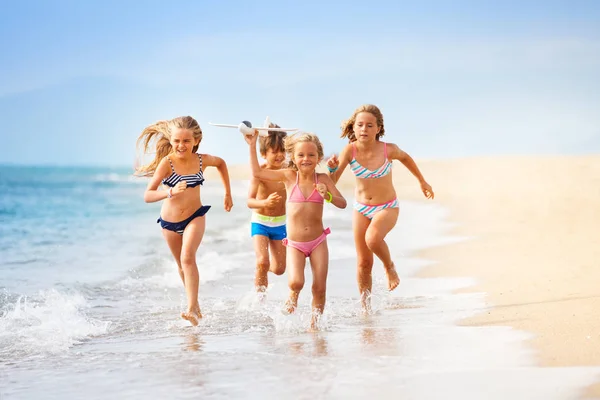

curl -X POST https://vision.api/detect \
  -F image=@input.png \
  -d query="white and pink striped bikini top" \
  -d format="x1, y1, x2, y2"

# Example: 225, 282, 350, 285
349, 142, 392, 179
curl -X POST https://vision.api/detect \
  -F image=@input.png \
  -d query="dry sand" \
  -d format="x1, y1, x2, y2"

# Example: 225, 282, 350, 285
390, 155, 600, 399
212, 155, 600, 398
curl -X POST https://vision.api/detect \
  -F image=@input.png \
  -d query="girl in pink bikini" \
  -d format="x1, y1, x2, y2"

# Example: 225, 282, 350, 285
326, 104, 434, 310
244, 130, 347, 328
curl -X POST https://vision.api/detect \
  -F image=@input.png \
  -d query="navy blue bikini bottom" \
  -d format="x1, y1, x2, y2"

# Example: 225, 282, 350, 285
157, 206, 211, 235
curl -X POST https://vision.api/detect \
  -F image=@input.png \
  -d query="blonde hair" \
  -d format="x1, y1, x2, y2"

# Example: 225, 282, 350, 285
259, 123, 286, 156
340, 104, 385, 142
284, 132, 324, 171
135, 116, 203, 176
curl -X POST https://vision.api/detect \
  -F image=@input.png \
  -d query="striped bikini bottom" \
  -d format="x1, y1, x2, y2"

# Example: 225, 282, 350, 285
353, 198, 399, 220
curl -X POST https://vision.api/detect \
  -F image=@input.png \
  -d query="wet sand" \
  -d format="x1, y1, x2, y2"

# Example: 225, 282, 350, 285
211, 155, 600, 398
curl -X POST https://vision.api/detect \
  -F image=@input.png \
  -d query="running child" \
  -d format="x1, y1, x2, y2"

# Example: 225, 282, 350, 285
247, 126, 287, 292
135, 116, 233, 326
245, 130, 347, 328
326, 104, 434, 310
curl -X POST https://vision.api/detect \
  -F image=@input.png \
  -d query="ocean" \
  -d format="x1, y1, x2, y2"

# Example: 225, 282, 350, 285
1, 165, 599, 400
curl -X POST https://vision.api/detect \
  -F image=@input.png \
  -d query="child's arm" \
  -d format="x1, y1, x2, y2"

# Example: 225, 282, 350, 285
247, 178, 282, 209
388, 144, 434, 199
246, 177, 265, 209
315, 174, 347, 209
245, 131, 292, 183
201, 154, 234, 211
144, 158, 184, 203
326, 144, 352, 184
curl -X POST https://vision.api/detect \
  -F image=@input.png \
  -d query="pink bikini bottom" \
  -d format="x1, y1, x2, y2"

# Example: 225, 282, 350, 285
282, 227, 331, 257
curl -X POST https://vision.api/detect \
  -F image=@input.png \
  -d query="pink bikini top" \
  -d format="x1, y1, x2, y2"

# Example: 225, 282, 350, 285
288, 171, 324, 204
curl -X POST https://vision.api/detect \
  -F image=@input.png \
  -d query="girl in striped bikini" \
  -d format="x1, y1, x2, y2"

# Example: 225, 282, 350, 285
136, 116, 233, 326
326, 104, 434, 310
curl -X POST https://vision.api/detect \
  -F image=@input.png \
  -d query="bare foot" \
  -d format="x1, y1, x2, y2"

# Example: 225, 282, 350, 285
283, 299, 296, 315
385, 264, 400, 291
181, 306, 202, 326
310, 312, 322, 331
256, 285, 267, 293
360, 290, 373, 314
283, 291, 299, 315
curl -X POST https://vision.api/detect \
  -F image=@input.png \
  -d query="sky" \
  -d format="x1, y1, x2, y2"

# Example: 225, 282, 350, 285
1, 0, 599, 167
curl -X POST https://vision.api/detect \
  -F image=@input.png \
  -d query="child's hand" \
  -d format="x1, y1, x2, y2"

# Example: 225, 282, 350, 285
171, 181, 187, 196
326, 154, 339, 171
421, 181, 434, 199
224, 193, 233, 212
314, 183, 328, 199
264, 192, 282, 209
243, 130, 259, 145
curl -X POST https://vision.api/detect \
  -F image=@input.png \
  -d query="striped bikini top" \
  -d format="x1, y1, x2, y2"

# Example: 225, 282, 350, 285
349, 142, 392, 179
288, 171, 324, 204
162, 154, 205, 188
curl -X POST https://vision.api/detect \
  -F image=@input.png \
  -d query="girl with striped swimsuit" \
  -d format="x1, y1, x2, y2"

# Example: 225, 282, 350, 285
327, 105, 434, 311
136, 116, 233, 326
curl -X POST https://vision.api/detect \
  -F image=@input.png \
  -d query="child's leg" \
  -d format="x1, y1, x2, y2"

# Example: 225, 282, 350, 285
284, 247, 307, 314
162, 230, 184, 284
268, 239, 286, 275
308, 240, 329, 329
353, 210, 375, 309
180, 216, 206, 326
252, 235, 271, 291
365, 208, 400, 291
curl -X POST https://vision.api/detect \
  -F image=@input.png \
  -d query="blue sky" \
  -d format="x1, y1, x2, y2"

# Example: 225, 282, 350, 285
1, 0, 599, 166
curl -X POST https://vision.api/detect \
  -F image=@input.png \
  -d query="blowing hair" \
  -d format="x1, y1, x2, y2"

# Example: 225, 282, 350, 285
284, 132, 324, 171
259, 123, 286, 155
340, 104, 385, 143
135, 116, 203, 177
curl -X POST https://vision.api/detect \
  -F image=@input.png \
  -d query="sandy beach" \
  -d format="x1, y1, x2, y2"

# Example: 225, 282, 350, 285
390, 155, 600, 399
215, 155, 600, 398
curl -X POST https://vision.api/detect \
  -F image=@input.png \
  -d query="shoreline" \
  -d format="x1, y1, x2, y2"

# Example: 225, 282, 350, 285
216, 155, 600, 398
399, 155, 600, 399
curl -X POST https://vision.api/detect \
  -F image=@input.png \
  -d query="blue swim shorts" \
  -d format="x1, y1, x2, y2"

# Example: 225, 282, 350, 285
250, 213, 286, 241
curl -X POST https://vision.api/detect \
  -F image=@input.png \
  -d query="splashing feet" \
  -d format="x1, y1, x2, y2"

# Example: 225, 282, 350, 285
360, 290, 373, 315
385, 263, 400, 291
181, 305, 202, 326
283, 291, 299, 315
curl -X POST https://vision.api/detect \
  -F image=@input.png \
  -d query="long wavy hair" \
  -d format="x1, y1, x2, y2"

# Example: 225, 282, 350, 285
135, 116, 203, 177
340, 104, 385, 143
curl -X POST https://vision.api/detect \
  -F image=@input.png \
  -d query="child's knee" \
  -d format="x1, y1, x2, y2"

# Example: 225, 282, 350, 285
256, 256, 270, 272
180, 253, 196, 268
271, 263, 286, 275
364, 232, 383, 250
289, 279, 304, 293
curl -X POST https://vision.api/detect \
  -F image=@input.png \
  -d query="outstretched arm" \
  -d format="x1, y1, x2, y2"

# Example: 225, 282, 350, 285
202, 154, 234, 211
326, 144, 352, 184
315, 174, 347, 209
388, 144, 434, 199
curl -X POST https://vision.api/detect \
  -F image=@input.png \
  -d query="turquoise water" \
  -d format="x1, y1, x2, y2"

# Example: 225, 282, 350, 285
1, 165, 598, 400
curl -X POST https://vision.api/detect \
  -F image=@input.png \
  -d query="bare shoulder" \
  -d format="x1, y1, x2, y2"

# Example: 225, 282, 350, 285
198, 153, 223, 167
339, 143, 353, 160
316, 172, 334, 184
385, 143, 407, 160
157, 156, 172, 175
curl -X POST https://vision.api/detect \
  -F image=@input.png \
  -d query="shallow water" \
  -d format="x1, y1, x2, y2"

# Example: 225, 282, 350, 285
1, 165, 599, 399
